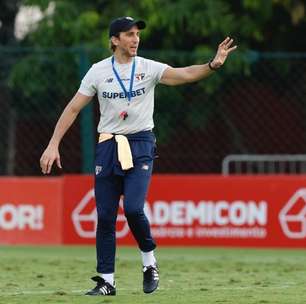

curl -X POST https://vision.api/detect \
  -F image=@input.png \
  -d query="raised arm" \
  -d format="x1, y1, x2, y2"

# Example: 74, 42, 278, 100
160, 37, 237, 86
40, 92, 92, 174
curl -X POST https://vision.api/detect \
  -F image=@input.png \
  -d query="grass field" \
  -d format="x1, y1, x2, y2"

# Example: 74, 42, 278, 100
1, 246, 306, 304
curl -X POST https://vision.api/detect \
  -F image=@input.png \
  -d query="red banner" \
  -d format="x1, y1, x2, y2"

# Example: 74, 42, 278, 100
146, 175, 306, 247
0, 177, 63, 244
1, 175, 306, 247
62, 175, 95, 244
64, 175, 306, 248
62, 175, 136, 245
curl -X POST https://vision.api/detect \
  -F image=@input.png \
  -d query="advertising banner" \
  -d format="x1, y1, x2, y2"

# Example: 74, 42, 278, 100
0, 177, 63, 244
65, 175, 306, 248
1, 175, 306, 247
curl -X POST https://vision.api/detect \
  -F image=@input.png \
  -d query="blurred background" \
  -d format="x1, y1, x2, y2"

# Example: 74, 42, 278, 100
1, 0, 306, 176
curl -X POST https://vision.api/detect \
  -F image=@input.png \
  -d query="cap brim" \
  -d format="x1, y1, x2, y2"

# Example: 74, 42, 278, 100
134, 20, 146, 30
124, 20, 146, 31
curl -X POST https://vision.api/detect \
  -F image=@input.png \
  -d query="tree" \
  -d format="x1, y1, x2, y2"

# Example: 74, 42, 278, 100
19, 0, 306, 51
9, 0, 306, 138
5, 0, 306, 174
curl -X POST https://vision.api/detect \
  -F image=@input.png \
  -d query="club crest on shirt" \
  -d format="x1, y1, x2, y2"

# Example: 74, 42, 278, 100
135, 73, 145, 81
95, 165, 102, 175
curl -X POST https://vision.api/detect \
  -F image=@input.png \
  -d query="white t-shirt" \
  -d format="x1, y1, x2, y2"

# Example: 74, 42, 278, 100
78, 56, 169, 134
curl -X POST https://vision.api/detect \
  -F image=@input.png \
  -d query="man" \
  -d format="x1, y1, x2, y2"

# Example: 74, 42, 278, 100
40, 16, 237, 296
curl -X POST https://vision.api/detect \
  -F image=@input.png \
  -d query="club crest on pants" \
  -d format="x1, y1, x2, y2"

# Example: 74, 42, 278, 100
95, 165, 102, 175
142, 164, 149, 170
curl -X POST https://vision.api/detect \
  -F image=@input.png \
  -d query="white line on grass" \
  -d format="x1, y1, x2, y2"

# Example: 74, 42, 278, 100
2, 289, 85, 296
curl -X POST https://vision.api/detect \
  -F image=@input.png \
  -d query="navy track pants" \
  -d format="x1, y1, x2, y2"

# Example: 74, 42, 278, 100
94, 131, 156, 273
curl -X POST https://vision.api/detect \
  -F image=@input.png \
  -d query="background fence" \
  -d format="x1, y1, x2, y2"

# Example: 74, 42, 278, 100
0, 47, 306, 175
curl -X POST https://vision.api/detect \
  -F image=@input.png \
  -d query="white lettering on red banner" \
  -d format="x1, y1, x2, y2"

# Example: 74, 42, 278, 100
144, 200, 267, 225
0, 204, 44, 230
72, 192, 268, 240
144, 200, 267, 239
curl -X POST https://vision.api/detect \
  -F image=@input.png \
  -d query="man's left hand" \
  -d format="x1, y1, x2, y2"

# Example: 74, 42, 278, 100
211, 37, 237, 69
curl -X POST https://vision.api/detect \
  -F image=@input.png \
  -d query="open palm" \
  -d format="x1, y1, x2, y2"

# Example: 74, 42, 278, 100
211, 37, 237, 69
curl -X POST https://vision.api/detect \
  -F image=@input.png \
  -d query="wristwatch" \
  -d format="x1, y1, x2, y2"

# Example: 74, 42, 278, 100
208, 60, 219, 71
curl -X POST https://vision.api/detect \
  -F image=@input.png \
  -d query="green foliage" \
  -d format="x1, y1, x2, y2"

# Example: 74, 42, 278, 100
20, 0, 306, 51
24, 2, 101, 47
8, 0, 306, 132
8, 50, 79, 117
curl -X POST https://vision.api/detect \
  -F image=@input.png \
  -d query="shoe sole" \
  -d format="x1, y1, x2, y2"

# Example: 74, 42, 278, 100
85, 291, 116, 296
143, 283, 159, 294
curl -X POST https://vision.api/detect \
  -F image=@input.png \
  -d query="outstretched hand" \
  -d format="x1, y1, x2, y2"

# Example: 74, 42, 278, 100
211, 37, 237, 69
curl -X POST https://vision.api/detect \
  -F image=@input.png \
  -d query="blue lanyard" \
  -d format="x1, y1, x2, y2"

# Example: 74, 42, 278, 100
111, 56, 136, 102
